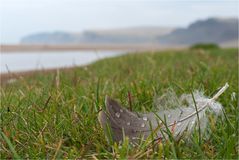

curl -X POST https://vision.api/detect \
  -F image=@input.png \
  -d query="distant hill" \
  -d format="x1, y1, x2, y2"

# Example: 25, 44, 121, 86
21, 27, 174, 44
21, 17, 238, 46
21, 32, 79, 44
159, 18, 238, 45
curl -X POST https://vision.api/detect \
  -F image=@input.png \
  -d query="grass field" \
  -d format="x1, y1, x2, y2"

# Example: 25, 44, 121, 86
1, 48, 238, 159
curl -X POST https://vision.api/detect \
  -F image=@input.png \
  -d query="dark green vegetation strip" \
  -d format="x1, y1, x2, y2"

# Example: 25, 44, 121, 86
0, 48, 238, 159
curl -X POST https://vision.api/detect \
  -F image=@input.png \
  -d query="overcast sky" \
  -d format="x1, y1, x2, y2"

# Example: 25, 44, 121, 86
0, 0, 238, 44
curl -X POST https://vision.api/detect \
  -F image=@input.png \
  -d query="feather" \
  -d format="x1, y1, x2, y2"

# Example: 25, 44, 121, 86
98, 83, 229, 144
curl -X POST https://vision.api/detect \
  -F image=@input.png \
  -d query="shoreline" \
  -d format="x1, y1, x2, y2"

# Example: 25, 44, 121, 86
0, 44, 186, 53
0, 47, 187, 84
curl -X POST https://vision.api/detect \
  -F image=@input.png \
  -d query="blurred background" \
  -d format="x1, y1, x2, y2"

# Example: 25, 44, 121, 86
0, 0, 238, 74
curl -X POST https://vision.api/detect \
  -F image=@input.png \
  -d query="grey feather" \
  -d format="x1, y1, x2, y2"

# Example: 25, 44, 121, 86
98, 83, 229, 144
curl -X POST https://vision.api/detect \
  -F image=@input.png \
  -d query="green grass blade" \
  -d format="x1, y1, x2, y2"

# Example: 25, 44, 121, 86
0, 131, 21, 159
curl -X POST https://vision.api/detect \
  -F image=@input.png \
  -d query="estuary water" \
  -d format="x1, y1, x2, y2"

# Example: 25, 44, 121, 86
1, 51, 126, 73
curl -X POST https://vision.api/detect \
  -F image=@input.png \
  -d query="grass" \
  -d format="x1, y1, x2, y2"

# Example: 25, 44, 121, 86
0, 48, 238, 159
